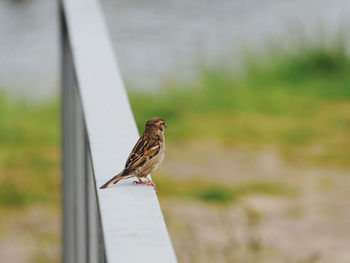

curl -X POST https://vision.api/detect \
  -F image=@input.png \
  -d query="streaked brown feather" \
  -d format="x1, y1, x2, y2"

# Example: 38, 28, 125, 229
125, 134, 161, 172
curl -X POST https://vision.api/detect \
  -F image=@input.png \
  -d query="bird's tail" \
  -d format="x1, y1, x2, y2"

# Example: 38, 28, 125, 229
99, 171, 125, 189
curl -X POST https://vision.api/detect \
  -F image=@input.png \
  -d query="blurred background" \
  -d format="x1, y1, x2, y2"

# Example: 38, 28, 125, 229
1, 0, 350, 262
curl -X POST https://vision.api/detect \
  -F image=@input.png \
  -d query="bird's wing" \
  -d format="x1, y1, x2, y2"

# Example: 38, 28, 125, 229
124, 135, 160, 172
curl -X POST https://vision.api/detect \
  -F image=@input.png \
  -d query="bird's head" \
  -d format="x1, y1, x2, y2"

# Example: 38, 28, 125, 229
145, 117, 167, 133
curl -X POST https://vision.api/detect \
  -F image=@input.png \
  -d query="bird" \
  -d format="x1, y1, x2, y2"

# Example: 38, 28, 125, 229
99, 117, 166, 191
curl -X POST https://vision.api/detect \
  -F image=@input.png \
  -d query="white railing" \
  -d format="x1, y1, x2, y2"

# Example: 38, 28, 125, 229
60, 0, 178, 262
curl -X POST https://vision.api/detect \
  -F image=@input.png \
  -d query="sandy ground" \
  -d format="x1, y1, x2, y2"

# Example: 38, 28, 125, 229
0, 205, 60, 263
160, 142, 350, 263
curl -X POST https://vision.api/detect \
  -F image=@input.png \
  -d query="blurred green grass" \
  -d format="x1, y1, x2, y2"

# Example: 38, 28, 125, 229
0, 95, 59, 210
155, 175, 297, 204
130, 41, 350, 166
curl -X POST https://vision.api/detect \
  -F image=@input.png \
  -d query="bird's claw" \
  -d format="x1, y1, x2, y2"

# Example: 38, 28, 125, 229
133, 178, 144, 184
133, 178, 157, 192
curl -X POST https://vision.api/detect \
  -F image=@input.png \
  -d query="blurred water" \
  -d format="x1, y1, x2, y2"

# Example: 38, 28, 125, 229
0, 0, 349, 98
0, 0, 58, 99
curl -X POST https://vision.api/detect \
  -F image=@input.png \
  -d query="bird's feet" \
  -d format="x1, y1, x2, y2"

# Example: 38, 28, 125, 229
133, 178, 145, 184
133, 178, 157, 192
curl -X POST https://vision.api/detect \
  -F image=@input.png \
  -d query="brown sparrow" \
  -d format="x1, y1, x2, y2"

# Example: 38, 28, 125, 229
100, 117, 166, 191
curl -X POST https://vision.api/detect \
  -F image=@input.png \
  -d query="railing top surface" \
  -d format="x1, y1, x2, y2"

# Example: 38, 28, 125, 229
61, 0, 177, 262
